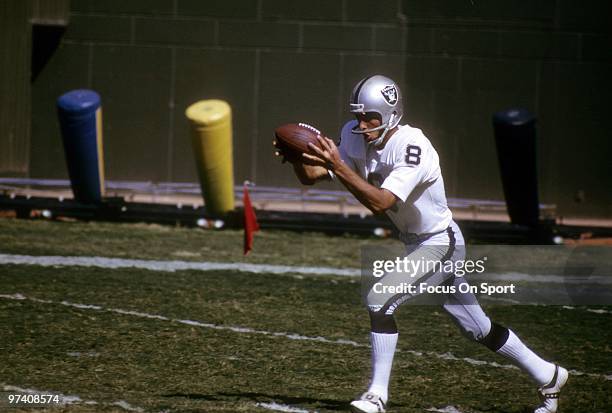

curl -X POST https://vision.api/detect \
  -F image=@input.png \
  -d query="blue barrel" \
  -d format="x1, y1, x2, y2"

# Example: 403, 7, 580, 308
57, 90, 105, 203
492, 108, 539, 227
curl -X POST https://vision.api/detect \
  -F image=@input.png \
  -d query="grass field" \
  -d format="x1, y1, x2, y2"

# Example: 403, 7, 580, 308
0, 218, 610, 413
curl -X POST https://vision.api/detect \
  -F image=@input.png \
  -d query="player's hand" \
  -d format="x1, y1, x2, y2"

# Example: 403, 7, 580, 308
304, 136, 342, 171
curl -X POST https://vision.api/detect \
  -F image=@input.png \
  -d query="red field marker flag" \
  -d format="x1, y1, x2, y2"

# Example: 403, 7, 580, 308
243, 183, 259, 255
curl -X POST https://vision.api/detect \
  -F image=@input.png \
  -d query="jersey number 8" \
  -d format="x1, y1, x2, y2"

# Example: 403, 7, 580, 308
406, 145, 421, 165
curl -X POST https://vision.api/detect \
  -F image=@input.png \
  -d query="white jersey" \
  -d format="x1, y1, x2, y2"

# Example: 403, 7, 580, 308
337, 120, 453, 238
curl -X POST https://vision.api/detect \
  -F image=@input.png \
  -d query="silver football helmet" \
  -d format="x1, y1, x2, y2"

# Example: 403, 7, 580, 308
349, 75, 403, 146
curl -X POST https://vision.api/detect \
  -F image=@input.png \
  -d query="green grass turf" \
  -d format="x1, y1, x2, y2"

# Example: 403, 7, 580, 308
0, 218, 611, 412
0, 218, 393, 268
1, 218, 610, 273
1, 265, 611, 412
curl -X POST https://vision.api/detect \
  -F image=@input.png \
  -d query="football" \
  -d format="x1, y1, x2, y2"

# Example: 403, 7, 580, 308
274, 122, 323, 155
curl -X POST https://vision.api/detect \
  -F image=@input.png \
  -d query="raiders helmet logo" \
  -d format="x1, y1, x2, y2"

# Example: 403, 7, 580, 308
380, 85, 398, 105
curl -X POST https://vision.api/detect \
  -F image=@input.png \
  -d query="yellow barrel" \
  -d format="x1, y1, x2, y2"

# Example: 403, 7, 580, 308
185, 100, 235, 215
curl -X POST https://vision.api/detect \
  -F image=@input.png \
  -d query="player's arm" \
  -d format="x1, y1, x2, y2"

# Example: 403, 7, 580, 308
305, 136, 397, 214
333, 163, 397, 214
291, 161, 329, 186
274, 145, 329, 185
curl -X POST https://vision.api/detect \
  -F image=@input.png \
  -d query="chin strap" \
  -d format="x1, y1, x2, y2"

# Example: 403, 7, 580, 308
351, 113, 396, 148
369, 128, 389, 147
350, 123, 387, 135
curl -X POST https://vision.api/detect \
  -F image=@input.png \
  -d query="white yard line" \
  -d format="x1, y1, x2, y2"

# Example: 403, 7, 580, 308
0, 253, 359, 276
256, 401, 313, 412
1, 253, 611, 284
1, 384, 147, 412
426, 407, 465, 413
2, 253, 610, 316
481, 297, 612, 314
1, 292, 610, 382
112, 400, 146, 412
0, 293, 362, 347
2, 383, 309, 413
586, 308, 612, 314
469, 272, 612, 285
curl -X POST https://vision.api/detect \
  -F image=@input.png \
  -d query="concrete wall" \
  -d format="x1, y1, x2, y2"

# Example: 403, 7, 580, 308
28, 0, 612, 218
0, 0, 32, 176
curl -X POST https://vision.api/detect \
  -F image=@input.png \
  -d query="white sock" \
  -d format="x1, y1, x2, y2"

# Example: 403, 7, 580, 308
496, 329, 555, 386
367, 332, 398, 403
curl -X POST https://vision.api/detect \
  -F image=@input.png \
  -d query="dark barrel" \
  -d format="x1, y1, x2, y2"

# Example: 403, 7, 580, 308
57, 89, 105, 203
492, 108, 539, 227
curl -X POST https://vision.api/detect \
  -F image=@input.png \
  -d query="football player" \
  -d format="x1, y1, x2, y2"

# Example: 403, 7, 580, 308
276, 75, 568, 413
